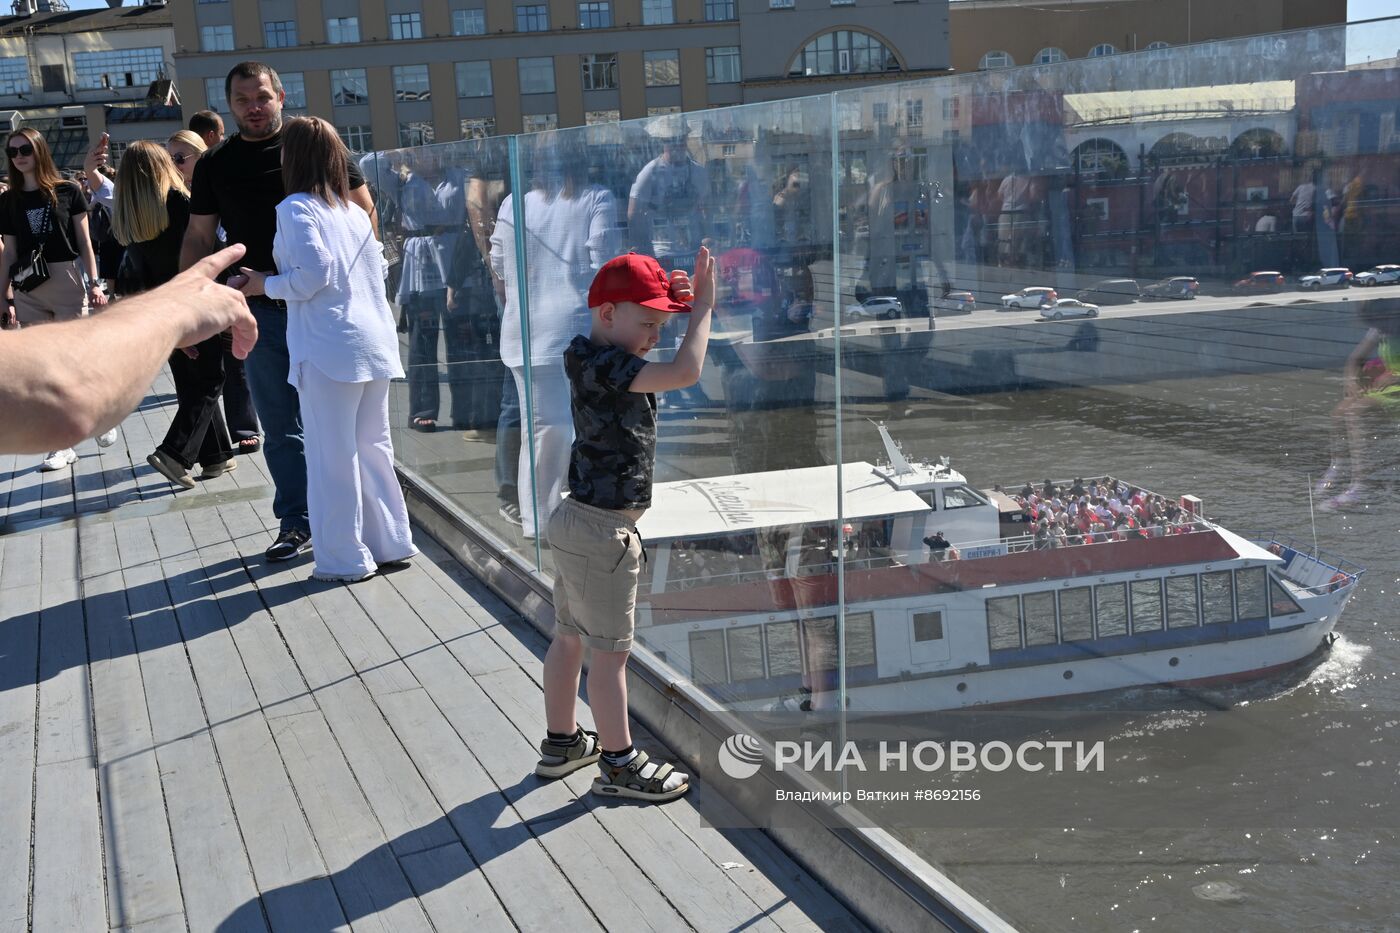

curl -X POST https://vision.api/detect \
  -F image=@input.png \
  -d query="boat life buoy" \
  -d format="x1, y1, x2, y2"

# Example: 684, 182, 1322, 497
1329, 572, 1349, 593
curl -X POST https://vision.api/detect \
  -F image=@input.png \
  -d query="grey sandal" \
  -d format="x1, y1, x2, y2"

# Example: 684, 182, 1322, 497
535, 727, 601, 778
592, 750, 690, 802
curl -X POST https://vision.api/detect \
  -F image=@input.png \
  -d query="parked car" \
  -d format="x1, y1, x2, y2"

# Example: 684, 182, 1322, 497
1042, 298, 1099, 320
845, 296, 904, 319
1233, 271, 1287, 294
1141, 276, 1200, 300
1074, 278, 1139, 305
1000, 287, 1057, 310
931, 290, 977, 315
1299, 268, 1353, 290
1354, 265, 1400, 287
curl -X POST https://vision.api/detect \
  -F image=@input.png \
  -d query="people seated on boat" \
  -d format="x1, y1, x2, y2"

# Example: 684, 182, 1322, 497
1041, 478, 1057, 499
923, 530, 952, 560
1019, 481, 1035, 500
1069, 477, 1086, 498
1033, 521, 1053, 549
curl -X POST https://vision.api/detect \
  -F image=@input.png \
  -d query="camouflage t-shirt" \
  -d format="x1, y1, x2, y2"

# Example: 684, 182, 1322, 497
564, 334, 658, 510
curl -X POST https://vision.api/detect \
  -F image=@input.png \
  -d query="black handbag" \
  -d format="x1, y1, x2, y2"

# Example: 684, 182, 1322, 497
11, 203, 52, 293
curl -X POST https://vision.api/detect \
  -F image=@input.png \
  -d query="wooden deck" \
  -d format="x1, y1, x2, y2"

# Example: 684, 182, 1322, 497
0, 374, 867, 933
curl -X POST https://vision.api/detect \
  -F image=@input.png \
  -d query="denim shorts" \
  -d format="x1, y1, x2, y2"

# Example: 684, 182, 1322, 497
547, 497, 643, 652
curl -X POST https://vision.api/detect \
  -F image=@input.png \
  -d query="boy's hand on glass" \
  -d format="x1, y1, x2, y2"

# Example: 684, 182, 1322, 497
689, 245, 716, 312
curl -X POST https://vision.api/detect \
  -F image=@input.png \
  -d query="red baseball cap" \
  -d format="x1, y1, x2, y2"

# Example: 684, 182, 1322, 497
588, 252, 692, 313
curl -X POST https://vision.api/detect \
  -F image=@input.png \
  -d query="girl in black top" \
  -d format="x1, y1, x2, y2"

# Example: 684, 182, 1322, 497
112, 140, 235, 488
0, 127, 106, 327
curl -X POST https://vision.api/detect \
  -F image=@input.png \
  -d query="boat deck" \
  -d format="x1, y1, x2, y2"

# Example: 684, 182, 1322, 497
0, 373, 867, 933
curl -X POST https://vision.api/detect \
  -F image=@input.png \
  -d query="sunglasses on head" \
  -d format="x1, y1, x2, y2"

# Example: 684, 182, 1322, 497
5, 143, 34, 159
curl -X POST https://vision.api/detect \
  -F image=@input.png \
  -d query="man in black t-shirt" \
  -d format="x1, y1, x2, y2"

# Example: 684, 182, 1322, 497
181, 61, 376, 562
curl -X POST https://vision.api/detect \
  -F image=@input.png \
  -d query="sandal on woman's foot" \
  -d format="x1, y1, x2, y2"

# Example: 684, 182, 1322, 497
592, 750, 690, 802
535, 727, 601, 778
411, 418, 437, 433
237, 436, 262, 455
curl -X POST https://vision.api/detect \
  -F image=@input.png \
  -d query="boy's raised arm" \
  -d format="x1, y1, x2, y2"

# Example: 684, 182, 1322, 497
629, 247, 716, 394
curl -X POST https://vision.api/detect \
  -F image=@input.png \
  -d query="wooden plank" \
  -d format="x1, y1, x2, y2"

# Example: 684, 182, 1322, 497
31, 757, 104, 933
398, 844, 515, 933
2, 456, 49, 528
372, 567, 518, 678
267, 711, 434, 933
36, 530, 92, 767
0, 580, 39, 933
0, 528, 39, 589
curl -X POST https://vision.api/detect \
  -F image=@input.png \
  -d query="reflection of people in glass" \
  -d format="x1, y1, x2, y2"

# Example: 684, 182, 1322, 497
627, 115, 708, 271
1317, 301, 1400, 510
489, 132, 619, 538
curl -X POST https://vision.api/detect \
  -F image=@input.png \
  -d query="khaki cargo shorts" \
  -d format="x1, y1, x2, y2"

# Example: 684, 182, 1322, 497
547, 497, 644, 652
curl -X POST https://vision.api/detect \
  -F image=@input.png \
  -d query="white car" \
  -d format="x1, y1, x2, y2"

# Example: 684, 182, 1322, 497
1041, 298, 1099, 320
1354, 265, 1400, 286
1000, 287, 1057, 310
1299, 268, 1353, 289
844, 296, 904, 320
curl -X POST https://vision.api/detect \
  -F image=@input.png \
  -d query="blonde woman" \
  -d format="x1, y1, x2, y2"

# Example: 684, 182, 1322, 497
237, 117, 413, 581
112, 140, 235, 489
0, 127, 109, 470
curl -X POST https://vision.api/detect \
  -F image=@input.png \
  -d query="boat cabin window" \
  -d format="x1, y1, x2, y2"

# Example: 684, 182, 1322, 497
802, 613, 876, 667
942, 485, 989, 510
688, 612, 876, 687
666, 531, 766, 588
913, 611, 944, 642
845, 612, 877, 665
917, 490, 938, 510
1094, 583, 1128, 637
689, 629, 727, 685
1200, 571, 1234, 624
1130, 579, 1164, 632
1269, 577, 1304, 616
765, 621, 802, 675
1023, 592, 1058, 646
1234, 567, 1267, 621
987, 596, 1022, 650
1165, 576, 1200, 629
1059, 587, 1095, 641
728, 625, 766, 681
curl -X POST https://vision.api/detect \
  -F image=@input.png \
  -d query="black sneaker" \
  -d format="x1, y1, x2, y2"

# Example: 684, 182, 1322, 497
498, 502, 523, 526
265, 528, 312, 562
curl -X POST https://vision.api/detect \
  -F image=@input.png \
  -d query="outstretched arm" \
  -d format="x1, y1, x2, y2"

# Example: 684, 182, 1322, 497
630, 247, 717, 394
0, 244, 255, 453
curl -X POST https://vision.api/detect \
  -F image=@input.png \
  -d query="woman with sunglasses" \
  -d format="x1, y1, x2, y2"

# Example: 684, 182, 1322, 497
112, 140, 237, 489
0, 127, 109, 470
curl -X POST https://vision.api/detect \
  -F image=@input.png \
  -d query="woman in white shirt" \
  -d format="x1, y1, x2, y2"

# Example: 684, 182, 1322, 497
237, 116, 414, 582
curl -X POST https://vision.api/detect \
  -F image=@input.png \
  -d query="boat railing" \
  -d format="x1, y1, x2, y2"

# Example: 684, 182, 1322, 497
1248, 530, 1366, 594
977, 518, 1216, 558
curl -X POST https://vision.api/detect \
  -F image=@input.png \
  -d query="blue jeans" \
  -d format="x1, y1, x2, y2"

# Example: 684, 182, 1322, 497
494, 370, 520, 502
242, 297, 310, 534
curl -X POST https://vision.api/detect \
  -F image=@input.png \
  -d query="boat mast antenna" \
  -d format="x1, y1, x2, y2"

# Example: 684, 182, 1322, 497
1307, 473, 1319, 559
871, 420, 914, 476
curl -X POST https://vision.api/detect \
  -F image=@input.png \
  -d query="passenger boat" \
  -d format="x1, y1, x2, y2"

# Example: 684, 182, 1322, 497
634, 426, 1363, 711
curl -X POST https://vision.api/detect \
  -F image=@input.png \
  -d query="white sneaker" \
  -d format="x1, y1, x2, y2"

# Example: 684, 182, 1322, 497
40, 448, 77, 471
96, 428, 118, 448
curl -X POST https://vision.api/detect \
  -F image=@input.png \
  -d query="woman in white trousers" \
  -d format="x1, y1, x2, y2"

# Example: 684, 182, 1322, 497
238, 116, 415, 581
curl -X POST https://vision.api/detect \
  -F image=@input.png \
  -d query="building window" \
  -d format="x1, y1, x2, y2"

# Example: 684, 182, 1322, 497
704, 0, 735, 20
1146, 40, 1170, 50
978, 50, 1013, 69
904, 98, 922, 129
456, 61, 493, 98
831, 0, 854, 5
788, 30, 900, 76
0, 58, 30, 96
871, 101, 887, 124
73, 47, 164, 91
461, 116, 497, 139
578, 1, 612, 28
327, 17, 360, 43
642, 0, 674, 24
706, 46, 741, 84
522, 112, 558, 133
1034, 46, 1066, 64
264, 20, 297, 48
200, 25, 234, 52
581, 53, 618, 90
1089, 43, 1118, 57
518, 57, 555, 94
942, 97, 959, 120
337, 124, 373, 153
770, 0, 794, 7
586, 109, 620, 125
390, 12, 424, 39
453, 9, 487, 35
517, 4, 550, 31
280, 72, 306, 110
331, 68, 369, 106
644, 49, 679, 86
647, 105, 681, 116
399, 121, 435, 146
393, 64, 431, 101
204, 77, 228, 113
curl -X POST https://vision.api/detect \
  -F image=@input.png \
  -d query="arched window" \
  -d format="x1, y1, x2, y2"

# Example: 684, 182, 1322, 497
1034, 47, 1066, 65
1072, 138, 1128, 176
1088, 43, 1118, 57
1145, 41, 1169, 50
788, 30, 901, 77
978, 50, 1014, 70
1229, 128, 1286, 159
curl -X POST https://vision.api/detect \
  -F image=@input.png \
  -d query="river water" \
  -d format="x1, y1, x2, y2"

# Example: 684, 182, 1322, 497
854, 367, 1400, 931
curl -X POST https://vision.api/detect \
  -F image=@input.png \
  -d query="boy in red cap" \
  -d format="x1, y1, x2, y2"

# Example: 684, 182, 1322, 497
534, 247, 715, 802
